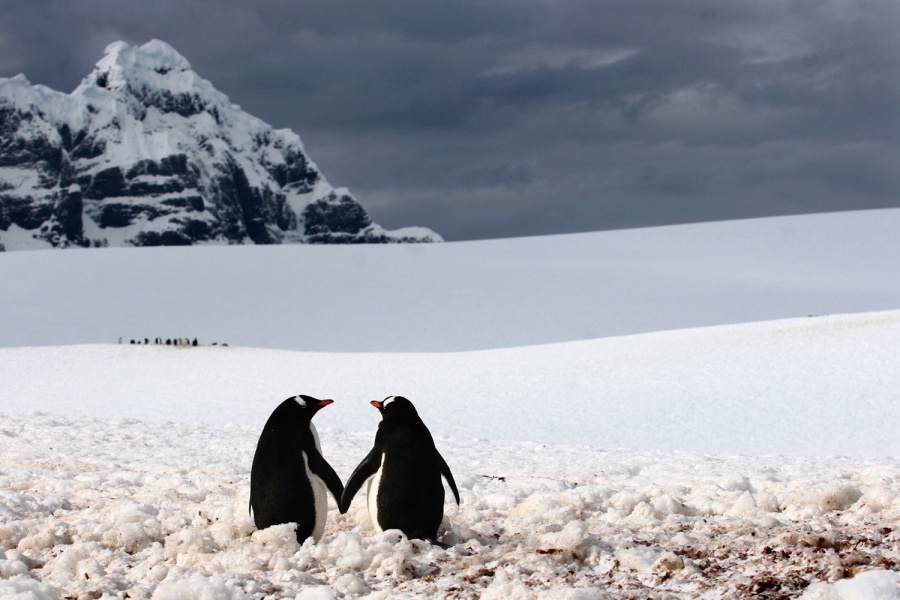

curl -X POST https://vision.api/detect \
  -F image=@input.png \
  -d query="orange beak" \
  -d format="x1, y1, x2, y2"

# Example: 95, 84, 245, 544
317, 399, 334, 407
371, 400, 383, 409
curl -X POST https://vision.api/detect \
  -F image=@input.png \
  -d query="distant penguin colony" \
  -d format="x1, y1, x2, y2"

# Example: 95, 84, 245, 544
340, 396, 460, 542
125, 337, 207, 347
250, 395, 343, 543
249, 394, 460, 546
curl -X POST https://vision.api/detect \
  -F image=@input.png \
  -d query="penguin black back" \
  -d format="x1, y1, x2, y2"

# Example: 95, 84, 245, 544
250, 395, 343, 543
340, 396, 460, 542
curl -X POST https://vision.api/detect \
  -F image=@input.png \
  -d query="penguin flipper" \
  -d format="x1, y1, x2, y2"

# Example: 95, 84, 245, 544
437, 451, 461, 505
340, 444, 383, 514
306, 447, 344, 504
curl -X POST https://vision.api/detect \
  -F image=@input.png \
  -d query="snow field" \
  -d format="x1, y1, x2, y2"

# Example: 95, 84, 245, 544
1, 207, 899, 597
2, 209, 898, 351
2, 413, 900, 599
1, 310, 899, 457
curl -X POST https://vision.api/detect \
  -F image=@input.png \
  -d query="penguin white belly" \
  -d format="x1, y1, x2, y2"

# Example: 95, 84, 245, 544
366, 467, 384, 533
302, 451, 328, 541
304, 422, 328, 542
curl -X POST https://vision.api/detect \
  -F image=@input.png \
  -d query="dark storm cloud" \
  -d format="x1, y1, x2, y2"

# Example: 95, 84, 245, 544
2, 0, 898, 240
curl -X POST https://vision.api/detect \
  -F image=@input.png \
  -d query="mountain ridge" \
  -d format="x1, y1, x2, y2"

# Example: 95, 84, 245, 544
0, 39, 441, 251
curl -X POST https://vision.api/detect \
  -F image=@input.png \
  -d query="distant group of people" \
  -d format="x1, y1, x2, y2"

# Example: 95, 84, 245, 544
117, 337, 229, 347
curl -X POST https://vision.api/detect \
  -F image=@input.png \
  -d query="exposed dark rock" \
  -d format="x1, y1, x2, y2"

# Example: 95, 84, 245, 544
125, 154, 190, 178
128, 178, 186, 197
0, 113, 63, 177
132, 230, 193, 246
85, 167, 127, 200
0, 199, 9, 230
2, 194, 53, 230
133, 87, 208, 119
270, 146, 319, 193
303, 194, 372, 237
161, 196, 203, 211
52, 188, 84, 243
176, 218, 213, 241
69, 135, 106, 161
90, 202, 157, 229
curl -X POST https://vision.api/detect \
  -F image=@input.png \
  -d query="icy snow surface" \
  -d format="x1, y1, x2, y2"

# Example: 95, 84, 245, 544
1, 311, 899, 456
0, 209, 898, 351
1, 210, 900, 598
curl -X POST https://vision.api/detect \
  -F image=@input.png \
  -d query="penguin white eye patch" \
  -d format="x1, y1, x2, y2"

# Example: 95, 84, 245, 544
292, 396, 307, 408
382, 396, 397, 408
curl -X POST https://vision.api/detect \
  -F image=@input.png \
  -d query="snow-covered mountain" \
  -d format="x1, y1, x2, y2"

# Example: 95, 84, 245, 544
0, 40, 441, 250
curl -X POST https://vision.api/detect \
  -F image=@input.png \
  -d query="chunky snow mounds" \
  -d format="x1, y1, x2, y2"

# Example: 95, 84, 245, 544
1, 414, 900, 599
1, 309, 900, 597
0, 40, 441, 250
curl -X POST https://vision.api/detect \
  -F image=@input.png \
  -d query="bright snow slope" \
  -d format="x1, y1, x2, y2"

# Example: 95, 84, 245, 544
1, 310, 898, 457
0, 208, 898, 351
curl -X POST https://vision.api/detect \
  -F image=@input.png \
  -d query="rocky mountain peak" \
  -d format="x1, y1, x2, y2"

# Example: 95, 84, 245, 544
87, 40, 194, 91
0, 40, 441, 250
76, 40, 222, 122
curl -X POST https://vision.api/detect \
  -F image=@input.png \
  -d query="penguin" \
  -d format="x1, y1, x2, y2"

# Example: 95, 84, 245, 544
250, 395, 344, 543
340, 396, 460, 543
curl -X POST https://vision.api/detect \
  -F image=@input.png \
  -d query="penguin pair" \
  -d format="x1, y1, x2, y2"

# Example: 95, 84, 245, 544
249, 395, 459, 545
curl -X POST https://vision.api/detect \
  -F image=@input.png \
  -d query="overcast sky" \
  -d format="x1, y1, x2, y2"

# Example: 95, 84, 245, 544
2, 0, 898, 240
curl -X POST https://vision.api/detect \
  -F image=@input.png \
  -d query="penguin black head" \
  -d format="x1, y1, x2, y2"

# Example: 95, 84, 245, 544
371, 395, 419, 419
261, 395, 334, 435
277, 394, 334, 420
